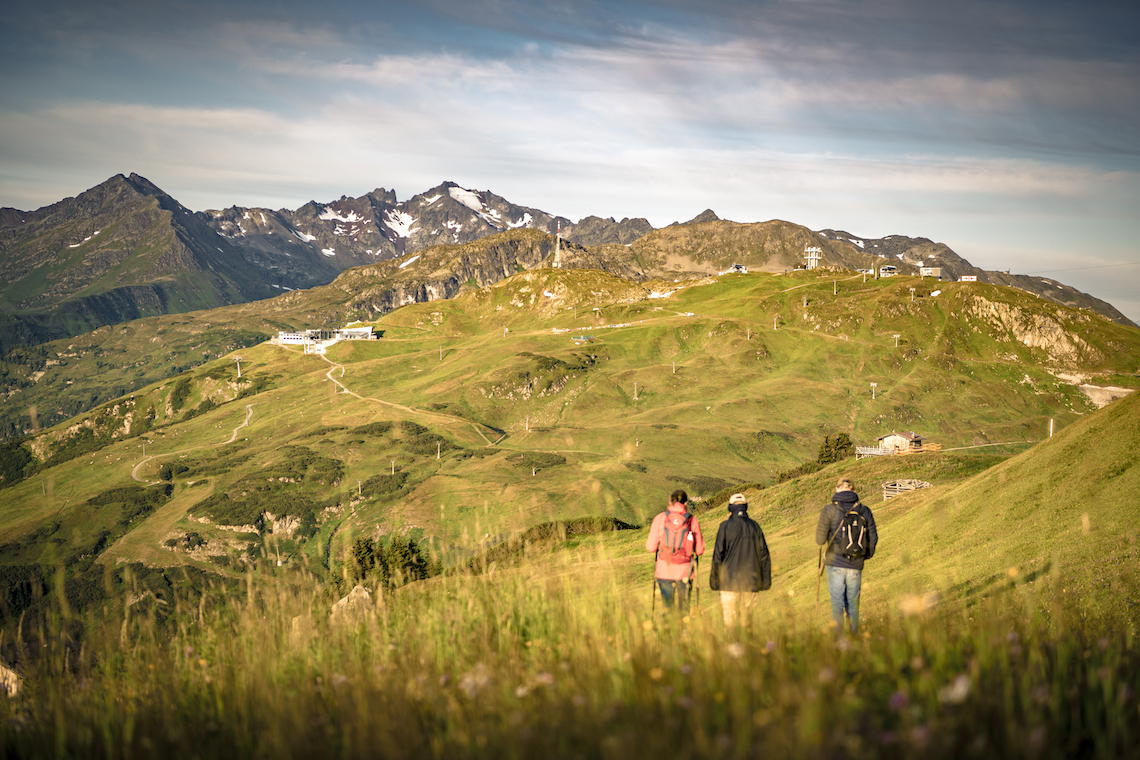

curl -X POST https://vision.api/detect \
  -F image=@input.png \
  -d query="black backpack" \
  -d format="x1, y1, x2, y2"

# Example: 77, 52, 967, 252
832, 503, 869, 560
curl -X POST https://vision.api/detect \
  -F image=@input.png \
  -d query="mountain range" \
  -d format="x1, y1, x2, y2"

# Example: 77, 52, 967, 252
2, 174, 1132, 356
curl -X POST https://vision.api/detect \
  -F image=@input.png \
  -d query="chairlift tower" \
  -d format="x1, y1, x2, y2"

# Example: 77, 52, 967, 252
804, 246, 822, 270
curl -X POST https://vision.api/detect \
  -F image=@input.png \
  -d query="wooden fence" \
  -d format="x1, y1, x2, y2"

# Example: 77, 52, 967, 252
881, 479, 933, 499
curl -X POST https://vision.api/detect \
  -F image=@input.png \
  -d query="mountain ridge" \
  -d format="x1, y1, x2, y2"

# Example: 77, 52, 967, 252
1, 174, 1133, 357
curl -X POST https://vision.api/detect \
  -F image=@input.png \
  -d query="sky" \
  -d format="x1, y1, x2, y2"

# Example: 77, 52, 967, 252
2, 0, 1138, 323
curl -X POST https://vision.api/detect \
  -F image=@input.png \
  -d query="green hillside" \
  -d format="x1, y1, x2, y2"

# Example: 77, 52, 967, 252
2, 264, 1137, 604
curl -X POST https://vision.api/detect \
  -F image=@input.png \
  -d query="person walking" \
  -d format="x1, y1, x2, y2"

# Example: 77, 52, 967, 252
709, 493, 772, 628
816, 476, 878, 635
646, 489, 705, 614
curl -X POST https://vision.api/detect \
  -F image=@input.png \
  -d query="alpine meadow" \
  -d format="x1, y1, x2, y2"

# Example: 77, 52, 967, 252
2, 227, 1139, 759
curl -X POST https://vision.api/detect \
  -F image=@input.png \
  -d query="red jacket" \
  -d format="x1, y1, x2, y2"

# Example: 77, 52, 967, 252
646, 502, 705, 580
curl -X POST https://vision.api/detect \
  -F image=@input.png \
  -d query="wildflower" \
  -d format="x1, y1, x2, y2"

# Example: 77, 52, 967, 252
726, 643, 745, 659
938, 674, 970, 705
649, 668, 664, 680
534, 672, 555, 687
515, 685, 530, 698
642, 620, 654, 631
459, 664, 491, 698
889, 692, 908, 712
765, 640, 776, 653
899, 592, 938, 616
332, 673, 349, 687
818, 667, 835, 683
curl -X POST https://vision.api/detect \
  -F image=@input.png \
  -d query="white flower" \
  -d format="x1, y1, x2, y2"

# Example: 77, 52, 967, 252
938, 674, 971, 704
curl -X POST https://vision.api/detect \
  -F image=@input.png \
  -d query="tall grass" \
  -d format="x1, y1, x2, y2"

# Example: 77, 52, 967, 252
2, 540, 1137, 760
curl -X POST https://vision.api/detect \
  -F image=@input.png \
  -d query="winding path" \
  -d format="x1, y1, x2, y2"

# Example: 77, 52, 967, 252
130, 404, 255, 483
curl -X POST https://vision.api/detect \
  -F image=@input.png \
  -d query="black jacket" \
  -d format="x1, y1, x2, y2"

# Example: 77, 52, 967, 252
709, 510, 772, 593
816, 491, 878, 571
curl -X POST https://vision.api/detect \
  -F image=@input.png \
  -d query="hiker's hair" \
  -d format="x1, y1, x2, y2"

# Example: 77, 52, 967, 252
836, 477, 855, 491
671, 489, 689, 505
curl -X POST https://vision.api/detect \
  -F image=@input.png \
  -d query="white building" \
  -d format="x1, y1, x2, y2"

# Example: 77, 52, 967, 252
277, 326, 376, 344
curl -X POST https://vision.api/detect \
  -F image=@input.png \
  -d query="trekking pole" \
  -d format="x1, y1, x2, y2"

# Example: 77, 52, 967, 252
692, 555, 700, 608
816, 546, 823, 603
652, 549, 658, 614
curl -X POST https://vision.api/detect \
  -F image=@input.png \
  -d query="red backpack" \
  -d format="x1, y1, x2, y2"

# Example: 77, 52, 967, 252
659, 510, 694, 564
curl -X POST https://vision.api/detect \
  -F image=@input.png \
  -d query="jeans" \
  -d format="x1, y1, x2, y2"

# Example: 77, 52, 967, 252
826, 566, 862, 633
657, 579, 691, 613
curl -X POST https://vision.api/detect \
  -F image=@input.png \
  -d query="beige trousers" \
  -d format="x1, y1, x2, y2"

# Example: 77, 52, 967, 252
720, 590, 758, 628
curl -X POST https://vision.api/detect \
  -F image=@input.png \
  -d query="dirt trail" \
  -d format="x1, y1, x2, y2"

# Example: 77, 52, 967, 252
314, 352, 503, 447
130, 404, 255, 483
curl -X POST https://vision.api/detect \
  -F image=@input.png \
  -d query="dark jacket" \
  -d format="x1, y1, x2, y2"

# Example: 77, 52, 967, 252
816, 491, 878, 571
710, 509, 772, 593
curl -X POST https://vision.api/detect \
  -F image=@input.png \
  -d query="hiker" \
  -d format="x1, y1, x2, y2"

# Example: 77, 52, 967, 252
816, 476, 878, 635
646, 489, 705, 614
709, 493, 771, 628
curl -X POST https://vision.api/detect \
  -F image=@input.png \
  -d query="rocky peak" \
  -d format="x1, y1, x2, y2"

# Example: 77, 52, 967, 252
687, 209, 720, 224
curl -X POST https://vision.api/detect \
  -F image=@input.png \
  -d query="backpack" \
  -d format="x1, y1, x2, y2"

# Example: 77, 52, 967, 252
832, 503, 869, 560
659, 510, 695, 564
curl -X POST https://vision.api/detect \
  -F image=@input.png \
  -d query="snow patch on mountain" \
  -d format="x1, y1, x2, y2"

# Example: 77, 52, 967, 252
384, 210, 418, 238
448, 187, 502, 227
68, 230, 101, 248
448, 187, 485, 213
294, 230, 316, 243
321, 247, 336, 257
399, 254, 420, 269
319, 208, 364, 223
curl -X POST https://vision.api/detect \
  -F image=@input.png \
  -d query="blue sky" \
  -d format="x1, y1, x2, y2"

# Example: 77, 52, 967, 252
2, 0, 1138, 322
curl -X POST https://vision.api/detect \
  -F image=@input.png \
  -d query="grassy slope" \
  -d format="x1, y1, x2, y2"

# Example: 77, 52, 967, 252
2, 267, 1138, 593
576, 390, 1139, 636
